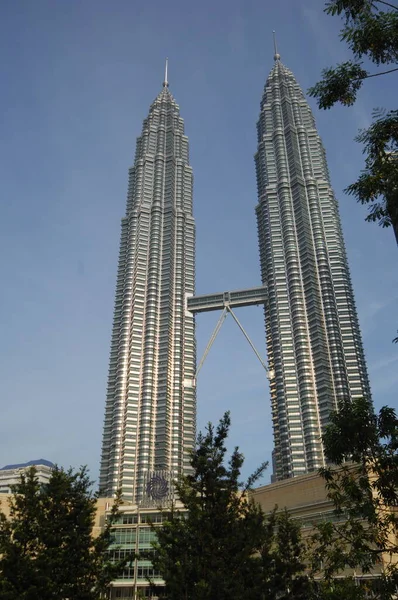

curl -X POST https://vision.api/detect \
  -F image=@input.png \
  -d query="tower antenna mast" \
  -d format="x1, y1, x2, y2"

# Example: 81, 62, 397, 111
273, 31, 280, 60
163, 57, 169, 87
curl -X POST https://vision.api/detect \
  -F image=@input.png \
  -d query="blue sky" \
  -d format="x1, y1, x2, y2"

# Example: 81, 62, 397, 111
0, 0, 396, 485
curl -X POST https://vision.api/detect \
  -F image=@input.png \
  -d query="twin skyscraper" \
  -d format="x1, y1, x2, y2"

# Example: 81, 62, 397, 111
99, 52, 370, 503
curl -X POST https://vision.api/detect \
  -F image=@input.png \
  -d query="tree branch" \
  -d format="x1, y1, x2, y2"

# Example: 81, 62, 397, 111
376, 0, 398, 11
362, 66, 398, 79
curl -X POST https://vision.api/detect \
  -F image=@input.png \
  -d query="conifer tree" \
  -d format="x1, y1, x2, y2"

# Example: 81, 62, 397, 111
151, 413, 313, 600
0, 466, 124, 600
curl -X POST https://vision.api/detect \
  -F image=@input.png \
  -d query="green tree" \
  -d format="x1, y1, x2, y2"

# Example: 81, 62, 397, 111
151, 412, 313, 600
308, 0, 398, 234
260, 508, 313, 600
0, 466, 125, 600
310, 397, 398, 599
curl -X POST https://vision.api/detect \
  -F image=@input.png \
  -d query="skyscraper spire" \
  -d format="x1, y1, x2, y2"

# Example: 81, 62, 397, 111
163, 57, 169, 87
255, 55, 370, 481
273, 30, 280, 61
99, 76, 195, 503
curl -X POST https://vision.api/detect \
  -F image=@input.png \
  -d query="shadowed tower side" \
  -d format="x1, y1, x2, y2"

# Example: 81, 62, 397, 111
99, 65, 196, 503
255, 46, 370, 481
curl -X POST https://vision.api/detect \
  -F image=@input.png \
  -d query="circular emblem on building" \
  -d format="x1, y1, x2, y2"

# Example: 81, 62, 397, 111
146, 474, 169, 500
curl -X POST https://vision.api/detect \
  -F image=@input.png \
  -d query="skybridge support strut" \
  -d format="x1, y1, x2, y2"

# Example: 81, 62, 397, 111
195, 307, 228, 378
225, 306, 270, 376
192, 287, 273, 380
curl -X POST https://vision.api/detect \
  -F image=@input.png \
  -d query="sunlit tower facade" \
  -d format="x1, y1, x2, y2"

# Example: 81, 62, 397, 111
255, 50, 371, 481
99, 67, 196, 503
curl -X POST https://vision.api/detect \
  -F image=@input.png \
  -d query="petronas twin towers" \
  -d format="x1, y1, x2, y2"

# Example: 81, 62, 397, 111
256, 54, 370, 480
99, 53, 370, 502
99, 71, 196, 501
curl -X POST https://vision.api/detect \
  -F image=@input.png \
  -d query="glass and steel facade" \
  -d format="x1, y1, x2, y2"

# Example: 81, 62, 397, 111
107, 507, 168, 599
255, 55, 370, 481
99, 80, 196, 502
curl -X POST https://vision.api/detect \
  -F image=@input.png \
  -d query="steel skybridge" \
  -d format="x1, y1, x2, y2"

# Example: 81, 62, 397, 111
187, 285, 267, 313
186, 286, 273, 379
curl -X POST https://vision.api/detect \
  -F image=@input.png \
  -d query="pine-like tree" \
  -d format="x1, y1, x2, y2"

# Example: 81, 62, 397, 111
260, 508, 313, 600
0, 466, 125, 600
151, 413, 313, 600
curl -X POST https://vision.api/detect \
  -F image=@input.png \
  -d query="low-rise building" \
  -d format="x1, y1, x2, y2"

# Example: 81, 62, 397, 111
0, 459, 54, 494
100, 500, 187, 599
252, 471, 387, 580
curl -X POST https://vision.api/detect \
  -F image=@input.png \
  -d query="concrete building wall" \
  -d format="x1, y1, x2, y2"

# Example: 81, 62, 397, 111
252, 472, 386, 578
0, 461, 53, 494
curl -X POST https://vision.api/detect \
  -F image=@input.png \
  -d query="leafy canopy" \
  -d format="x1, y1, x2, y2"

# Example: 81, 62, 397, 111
309, 0, 398, 235
310, 397, 398, 599
151, 412, 314, 600
260, 508, 313, 600
0, 465, 125, 600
